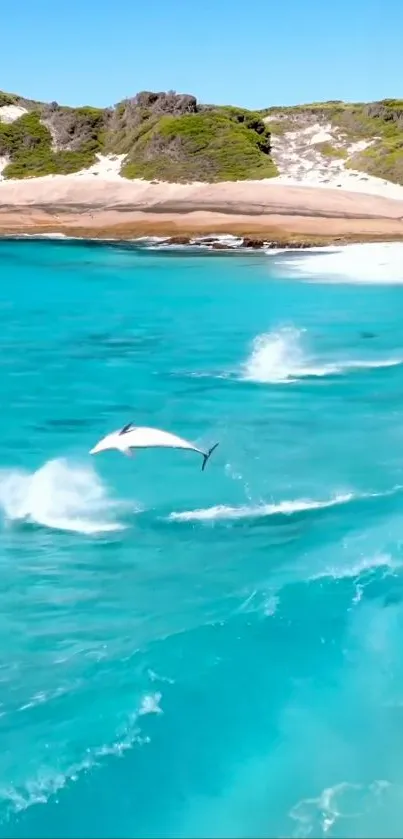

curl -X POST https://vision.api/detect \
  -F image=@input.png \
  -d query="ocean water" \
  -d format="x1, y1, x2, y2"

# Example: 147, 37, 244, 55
1, 238, 403, 838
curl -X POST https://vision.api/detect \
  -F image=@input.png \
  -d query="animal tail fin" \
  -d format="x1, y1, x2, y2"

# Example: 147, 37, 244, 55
202, 442, 219, 471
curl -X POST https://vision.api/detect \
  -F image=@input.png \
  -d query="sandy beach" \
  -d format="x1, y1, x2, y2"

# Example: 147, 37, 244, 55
1, 153, 403, 242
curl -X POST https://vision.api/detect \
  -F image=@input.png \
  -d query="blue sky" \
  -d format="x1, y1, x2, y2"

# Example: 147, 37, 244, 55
1, 0, 402, 108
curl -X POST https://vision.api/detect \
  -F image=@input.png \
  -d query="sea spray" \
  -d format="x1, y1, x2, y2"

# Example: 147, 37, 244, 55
240, 327, 403, 383
240, 327, 307, 383
0, 458, 126, 534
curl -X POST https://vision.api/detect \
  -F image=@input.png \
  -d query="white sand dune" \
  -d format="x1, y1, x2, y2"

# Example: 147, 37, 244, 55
0, 104, 28, 124
265, 119, 403, 201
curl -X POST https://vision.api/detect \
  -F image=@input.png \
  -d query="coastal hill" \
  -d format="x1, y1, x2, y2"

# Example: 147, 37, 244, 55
0, 89, 403, 186
264, 100, 403, 188
0, 90, 276, 182
1, 90, 403, 244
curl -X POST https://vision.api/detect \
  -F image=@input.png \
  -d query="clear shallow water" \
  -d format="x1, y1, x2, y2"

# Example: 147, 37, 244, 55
2, 239, 403, 837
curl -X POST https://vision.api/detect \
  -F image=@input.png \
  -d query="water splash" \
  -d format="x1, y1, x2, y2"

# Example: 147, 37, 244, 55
240, 327, 403, 383
240, 327, 305, 382
0, 458, 125, 534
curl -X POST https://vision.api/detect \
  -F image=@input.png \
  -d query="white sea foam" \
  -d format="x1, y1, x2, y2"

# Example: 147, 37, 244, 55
290, 780, 391, 837
169, 493, 353, 522
0, 690, 158, 815
0, 458, 125, 534
311, 551, 403, 582
280, 242, 403, 284
169, 482, 403, 524
190, 234, 244, 248
3, 233, 72, 240
240, 328, 403, 383
131, 236, 169, 247
138, 692, 163, 716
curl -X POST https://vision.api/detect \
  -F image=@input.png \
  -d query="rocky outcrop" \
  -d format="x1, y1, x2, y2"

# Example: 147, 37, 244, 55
242, 238, 265, 248
105, 91, 199, 156
41, 104, 105, 152
124, 91, 198, 115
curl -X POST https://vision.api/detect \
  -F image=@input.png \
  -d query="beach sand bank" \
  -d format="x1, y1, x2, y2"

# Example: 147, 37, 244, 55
1, 174, 403, 243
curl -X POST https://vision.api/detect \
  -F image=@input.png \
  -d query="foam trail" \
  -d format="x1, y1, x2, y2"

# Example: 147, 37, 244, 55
169, 493, 353, 522
169, 484, 403, 523
280, 242, 403, 284
0, 458, 125, 534
240, 328, 403, 383
13, 233, 70, 240
311, 552, 403, 582
0, 690, 160, 817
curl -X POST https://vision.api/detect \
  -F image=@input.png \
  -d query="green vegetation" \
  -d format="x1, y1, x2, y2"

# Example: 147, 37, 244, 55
0, 91, 17, 107
264, 118, 296, 135
264, 99, 403, 184
346, 141, 403, 183
105, 109, 161, 156
263, 101, 348, 118
0, 108, 104, 178
340, 101, 403, 183
2, 88, 402, 185
121, 110, 277, 182
313, 141, 347, 159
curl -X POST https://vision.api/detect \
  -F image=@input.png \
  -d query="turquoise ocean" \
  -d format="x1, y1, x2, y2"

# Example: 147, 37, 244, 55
1, 237, 403, 838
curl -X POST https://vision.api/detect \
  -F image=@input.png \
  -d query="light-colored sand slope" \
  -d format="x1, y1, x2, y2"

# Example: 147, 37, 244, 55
1, 176, 403, 219
265, 114, 403, 200
0, 178, 403, 241
1, 145, 403, 240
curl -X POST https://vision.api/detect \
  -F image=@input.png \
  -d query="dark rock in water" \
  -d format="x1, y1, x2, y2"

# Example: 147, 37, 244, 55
265, 240, 312, 250
288, 242, 313, 249
211, 242, 230, 250
165, 236, 191, 245
360, 331, 376, 339
242, 238, 265, 249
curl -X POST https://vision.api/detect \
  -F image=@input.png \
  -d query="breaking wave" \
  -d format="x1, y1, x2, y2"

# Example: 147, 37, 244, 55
168, 493, 353, 522
310, 551, 403, 582
280, 242, 403, 284
0, 458, 125, 534
168, 482, 403, 523
240, 328, 403, 383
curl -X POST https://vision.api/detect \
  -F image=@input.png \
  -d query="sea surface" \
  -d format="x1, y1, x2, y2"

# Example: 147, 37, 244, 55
1, 238, 403, 838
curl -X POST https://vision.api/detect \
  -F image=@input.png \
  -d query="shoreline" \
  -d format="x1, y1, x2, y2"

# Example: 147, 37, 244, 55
1, 179, 403, 245
1, 230, 403, 250
1, 209, 403, 247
